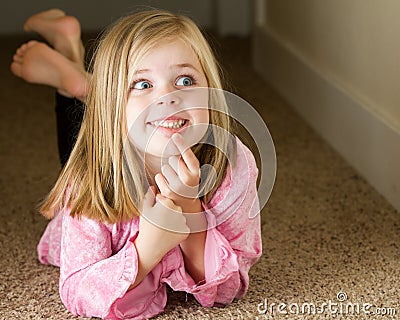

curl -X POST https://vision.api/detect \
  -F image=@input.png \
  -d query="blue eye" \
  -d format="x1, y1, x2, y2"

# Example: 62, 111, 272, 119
176, 76, 193, 86
133, 80, 152, 90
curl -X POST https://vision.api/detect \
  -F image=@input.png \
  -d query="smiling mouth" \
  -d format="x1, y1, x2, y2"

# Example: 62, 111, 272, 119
149, 119, 188, 129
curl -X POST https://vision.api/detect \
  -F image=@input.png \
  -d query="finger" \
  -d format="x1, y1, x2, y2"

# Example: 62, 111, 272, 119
168, 156, 193, 184
155, 173, 173, 197
168, 155, 180, 173
172, 157, 196, 187
155, 193, 182, 213
143, 186, 156, 209
155, 193, 171, 205
161, 164, 179, 185
172, 133, 199, 173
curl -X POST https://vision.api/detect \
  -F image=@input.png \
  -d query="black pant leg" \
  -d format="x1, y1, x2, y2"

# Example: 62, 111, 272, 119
55, 93, 85, 167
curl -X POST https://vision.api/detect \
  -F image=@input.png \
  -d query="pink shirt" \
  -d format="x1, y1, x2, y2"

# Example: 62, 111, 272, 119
37, 138, 262, 319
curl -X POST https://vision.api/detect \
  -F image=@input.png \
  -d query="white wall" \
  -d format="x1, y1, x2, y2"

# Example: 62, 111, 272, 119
253, 0, 400, 212
264, 0, 400, 132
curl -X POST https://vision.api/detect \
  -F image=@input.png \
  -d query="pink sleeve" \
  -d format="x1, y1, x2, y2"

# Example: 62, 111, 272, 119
59, 214, 166, 319
164, 139, 262, 307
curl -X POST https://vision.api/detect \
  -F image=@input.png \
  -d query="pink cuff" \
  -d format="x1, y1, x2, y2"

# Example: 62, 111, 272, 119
163, 209, 239, 307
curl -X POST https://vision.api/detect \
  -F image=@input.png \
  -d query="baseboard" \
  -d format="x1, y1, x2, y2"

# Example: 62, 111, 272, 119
253, 26, 400, 212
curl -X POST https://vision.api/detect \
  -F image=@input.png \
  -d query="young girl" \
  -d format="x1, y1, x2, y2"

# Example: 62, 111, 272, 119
11, 9, 261, 320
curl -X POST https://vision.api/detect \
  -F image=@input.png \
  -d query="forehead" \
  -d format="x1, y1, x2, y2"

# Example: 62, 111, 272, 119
133, 38, 201, 70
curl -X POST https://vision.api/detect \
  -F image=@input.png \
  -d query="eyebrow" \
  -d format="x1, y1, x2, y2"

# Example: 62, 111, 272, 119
134, 63, 200, 75
175, 63, 200, 73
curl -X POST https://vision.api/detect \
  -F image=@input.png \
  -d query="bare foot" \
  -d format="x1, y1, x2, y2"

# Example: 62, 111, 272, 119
11, 41, 89, 100
23, 9, 84, 64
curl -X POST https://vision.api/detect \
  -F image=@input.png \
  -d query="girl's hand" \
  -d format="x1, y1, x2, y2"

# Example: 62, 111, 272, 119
155, 133, 202, 213
136, 187, 189, 259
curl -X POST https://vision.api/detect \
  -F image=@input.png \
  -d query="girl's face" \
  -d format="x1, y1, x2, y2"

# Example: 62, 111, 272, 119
126, 38, 209, 158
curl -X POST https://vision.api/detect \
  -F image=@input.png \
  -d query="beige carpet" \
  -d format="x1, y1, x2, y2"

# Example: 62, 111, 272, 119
0, 33, 398, 319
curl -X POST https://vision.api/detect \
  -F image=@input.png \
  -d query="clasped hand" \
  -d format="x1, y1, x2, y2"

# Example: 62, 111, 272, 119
137, 133, 203, 257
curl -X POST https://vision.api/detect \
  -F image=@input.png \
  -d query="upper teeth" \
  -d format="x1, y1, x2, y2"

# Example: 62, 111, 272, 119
152, 119, 186, 129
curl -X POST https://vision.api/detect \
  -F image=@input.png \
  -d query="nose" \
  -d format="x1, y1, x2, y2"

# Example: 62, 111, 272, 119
156, 86, 181, 106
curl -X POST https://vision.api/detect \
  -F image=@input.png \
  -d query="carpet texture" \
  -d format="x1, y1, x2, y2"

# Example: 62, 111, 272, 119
0, 33, 399, 319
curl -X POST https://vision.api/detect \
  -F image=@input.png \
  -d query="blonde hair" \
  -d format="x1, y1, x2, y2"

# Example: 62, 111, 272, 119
40, 9, 235, 223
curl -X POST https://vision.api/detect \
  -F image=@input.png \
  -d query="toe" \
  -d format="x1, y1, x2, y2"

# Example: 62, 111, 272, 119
13, 53, 23, 63
10, 62, 22, 77
26, 40, 39, 48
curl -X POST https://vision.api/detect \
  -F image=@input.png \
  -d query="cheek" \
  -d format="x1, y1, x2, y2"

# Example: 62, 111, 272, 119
125, 110, 137, 130
182, 109, 209, 147
126, 101, 137, 128
194, 108, 209, 125
125, 98, 151, 152
125, 97, 148, 129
